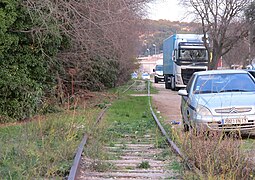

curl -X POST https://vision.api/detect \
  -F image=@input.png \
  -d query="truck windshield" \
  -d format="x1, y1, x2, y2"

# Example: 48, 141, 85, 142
179, 49, 207, 61
155, 65, 163, 71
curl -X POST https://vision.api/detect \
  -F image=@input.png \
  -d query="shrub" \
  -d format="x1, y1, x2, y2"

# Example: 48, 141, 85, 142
182, 131, 255, 179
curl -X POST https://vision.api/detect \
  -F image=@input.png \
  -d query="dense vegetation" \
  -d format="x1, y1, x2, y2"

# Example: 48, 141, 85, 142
0, 1, 57, 121
0, 0, 149, 121
2, 0, 255, 122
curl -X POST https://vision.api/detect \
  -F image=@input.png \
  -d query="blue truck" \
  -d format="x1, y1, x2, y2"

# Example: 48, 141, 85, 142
163, 34, 209, 90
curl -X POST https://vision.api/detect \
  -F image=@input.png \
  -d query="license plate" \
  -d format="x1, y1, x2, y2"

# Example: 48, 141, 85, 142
222, 117, 248, 125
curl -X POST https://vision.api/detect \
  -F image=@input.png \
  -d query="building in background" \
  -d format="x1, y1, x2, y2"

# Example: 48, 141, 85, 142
137, 54, 163, 73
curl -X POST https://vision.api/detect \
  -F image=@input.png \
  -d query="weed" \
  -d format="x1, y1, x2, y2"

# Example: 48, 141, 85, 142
154, 137, 168, 148
181, 131, 255, 179
156, 149, 173, 160
137, 161, 151, 169
0, 108, 99, 179
91, 161, 115, 172
170, 160, 183, 173
109, 142, 115, 147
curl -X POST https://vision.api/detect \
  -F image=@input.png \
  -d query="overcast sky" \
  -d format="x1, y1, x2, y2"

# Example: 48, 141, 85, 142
147, 0, 192, 22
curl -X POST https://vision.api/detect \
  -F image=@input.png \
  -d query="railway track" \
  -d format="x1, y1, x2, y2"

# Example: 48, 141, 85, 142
68, 80, 189, 180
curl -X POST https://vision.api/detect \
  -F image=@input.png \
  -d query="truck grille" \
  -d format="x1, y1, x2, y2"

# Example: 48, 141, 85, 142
181, 69, 205, 85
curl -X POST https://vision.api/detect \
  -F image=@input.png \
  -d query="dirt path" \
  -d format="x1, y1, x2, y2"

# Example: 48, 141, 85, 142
151, 82, 182, 125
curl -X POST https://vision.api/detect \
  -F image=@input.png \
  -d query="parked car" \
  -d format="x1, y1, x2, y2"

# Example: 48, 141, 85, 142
246, 69, 255, 79
142, 72, 150, 80
131, 72, 138, 79
178, 69, 255, 133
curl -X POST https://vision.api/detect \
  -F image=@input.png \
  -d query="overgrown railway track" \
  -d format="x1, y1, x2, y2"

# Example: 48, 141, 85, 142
67, 80, 193, 180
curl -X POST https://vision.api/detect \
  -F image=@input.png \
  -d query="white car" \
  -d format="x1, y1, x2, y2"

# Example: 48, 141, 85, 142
178, 69, 255, 133
142, 73, 150, 80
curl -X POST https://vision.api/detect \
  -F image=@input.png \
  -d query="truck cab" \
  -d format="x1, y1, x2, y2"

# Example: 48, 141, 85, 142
163, 34, 209, 90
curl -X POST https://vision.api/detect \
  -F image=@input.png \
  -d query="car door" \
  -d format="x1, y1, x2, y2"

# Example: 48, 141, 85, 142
181, 74, 196, 124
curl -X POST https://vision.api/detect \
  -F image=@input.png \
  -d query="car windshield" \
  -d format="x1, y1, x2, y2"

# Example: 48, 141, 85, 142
155, 65, 163, 71
193, 73, 255, 94
179, 49, 207, 60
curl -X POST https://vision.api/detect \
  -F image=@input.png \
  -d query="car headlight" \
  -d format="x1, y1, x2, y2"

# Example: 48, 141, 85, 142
196, 104, 212, 117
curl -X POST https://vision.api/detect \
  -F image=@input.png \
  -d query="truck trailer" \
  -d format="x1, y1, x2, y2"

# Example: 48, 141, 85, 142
163, 34, 209, 90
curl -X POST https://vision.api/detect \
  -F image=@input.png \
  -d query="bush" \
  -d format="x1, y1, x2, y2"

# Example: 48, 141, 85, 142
0, 1, 62, 121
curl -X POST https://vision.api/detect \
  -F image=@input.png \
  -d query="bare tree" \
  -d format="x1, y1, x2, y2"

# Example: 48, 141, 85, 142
245, 1, 255, 64
223, 38, 249, 68
180, 0, 250, 69
22, 0, 153, 94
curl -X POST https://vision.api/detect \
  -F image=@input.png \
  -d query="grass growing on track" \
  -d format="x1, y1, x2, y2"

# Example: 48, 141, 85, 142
84, 84, 183, 177
84, 96, 158, 158
104, 96, 154, 138
0, 80, 160, 179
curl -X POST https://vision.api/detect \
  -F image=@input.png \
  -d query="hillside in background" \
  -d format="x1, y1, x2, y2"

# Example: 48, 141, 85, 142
138, 19, 203, 56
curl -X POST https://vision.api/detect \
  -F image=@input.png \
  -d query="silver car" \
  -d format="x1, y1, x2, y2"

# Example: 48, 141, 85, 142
178, 69, 255, 132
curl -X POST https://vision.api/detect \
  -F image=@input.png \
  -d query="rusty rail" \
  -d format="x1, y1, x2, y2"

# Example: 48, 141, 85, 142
68, 81, 137, 180
147, 80, 202, 174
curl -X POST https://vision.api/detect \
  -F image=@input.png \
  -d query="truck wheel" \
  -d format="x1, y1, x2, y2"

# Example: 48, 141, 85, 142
171, 77, 177, 91
165, 75, 171, 89
154, 77, 158, 83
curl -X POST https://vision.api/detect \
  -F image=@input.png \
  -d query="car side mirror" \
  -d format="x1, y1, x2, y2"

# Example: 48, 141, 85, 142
153, 69, 155, 72
178, 89, 188, 96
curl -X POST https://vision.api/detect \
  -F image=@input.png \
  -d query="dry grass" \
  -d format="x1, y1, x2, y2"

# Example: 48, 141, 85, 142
181, 130, 255, 179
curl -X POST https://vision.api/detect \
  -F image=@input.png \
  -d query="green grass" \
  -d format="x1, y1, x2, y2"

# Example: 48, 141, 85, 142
103, 96, 156, 141
119, 80, 158, 95
170, 160, 183, 173
83, 87, 167, 165
83, 95, 160, 171
242, 138, 255, 151
0, 109, 100, 179
0, 80, 176, 179
137, 161, 150, 169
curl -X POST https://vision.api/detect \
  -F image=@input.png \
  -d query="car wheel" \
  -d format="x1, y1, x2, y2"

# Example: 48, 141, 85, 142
183, 120, 190, 132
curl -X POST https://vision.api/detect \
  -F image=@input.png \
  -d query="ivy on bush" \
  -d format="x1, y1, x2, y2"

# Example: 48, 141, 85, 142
0, 1, 62, 121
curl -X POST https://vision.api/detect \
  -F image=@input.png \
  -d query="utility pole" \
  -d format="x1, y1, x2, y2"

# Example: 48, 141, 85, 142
152, 44, 156, 55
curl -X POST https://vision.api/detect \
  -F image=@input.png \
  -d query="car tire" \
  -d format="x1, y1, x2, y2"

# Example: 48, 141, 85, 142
183, 121, 190, 132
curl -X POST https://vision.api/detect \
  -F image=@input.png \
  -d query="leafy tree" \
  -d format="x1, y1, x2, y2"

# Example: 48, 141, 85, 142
0, 0, 154, 121
0, 0, 62, 121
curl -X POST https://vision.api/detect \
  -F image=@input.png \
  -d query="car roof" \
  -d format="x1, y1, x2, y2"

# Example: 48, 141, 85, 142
194, 69, 248, 76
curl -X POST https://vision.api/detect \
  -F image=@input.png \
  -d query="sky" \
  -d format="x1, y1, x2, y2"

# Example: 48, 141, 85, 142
147, 0, 191, 22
